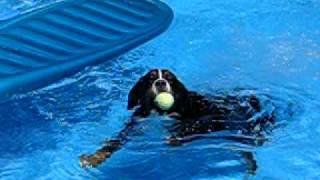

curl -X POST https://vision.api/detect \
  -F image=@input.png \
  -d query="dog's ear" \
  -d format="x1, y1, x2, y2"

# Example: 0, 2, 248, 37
171, 77, 189, 109
127, 78, 146, 110
173, 78, 188, 95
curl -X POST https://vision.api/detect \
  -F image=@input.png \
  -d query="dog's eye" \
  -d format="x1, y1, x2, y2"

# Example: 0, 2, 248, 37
164, 73, 174, 80
167, 75, 173, 80
149, 74, 157, 79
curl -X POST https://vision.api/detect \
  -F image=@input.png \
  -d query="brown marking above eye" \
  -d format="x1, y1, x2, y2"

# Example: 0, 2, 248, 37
163, 71, 174, 80
149, 70, 158, 79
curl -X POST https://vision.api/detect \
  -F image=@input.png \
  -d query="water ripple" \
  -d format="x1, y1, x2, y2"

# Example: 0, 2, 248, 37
1, 0, 320, 179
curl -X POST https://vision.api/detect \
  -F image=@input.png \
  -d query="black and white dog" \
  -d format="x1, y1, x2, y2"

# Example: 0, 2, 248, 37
80, 69, 275, 172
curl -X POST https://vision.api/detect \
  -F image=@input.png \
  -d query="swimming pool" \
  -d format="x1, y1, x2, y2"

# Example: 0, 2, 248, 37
1, 0, 320, 179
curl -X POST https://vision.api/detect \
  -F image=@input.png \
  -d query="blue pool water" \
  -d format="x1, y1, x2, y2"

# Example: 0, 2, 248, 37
1, 0, 320, 179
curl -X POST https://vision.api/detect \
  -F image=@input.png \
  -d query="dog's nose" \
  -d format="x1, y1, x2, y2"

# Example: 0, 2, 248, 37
155, 80, 167, 87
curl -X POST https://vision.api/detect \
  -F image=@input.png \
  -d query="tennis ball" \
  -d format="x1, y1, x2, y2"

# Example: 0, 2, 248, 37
154, 92, 174, 110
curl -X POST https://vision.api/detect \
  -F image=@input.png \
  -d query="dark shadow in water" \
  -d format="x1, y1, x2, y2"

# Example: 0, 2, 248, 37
0, 96, 59, 158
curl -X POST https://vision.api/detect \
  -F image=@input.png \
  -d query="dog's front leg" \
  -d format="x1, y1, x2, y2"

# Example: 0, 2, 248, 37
80, 139, 123, 168
80, 119, 137, 168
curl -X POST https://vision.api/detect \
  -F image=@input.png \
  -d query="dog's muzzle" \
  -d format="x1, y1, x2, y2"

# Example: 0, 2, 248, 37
152, 79, 171, 94
151, 70, 172, 95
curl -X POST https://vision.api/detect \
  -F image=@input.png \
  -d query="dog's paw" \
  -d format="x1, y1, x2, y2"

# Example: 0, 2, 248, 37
166, 137, 183, 146
80, 154, 94, 168
80, 154, 101, 168
80, 151, 111, 168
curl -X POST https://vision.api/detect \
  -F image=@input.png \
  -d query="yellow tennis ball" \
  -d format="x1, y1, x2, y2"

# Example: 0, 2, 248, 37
154, 92, 174, 110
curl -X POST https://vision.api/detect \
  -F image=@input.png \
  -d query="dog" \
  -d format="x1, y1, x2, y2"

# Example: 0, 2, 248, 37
80, 69, 275, 172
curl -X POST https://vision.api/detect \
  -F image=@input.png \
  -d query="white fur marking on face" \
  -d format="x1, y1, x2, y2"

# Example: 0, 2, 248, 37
158, 69, 163, 79
151, 69, 171, 95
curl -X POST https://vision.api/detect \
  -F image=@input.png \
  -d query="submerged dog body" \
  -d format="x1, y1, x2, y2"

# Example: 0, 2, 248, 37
80, 69, 275, 169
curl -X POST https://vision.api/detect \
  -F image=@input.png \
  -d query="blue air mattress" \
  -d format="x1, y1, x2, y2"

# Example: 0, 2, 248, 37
0, 0, 173, 100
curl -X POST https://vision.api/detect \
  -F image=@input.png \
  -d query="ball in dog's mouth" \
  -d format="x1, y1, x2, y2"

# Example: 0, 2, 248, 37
154, 92, 174, 111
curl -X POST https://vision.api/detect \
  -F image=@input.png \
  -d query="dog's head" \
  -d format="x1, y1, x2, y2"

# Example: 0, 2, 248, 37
128, 69, 188, 111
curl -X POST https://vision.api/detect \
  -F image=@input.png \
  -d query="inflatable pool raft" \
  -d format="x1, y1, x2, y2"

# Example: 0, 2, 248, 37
0, 0, 173, 100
